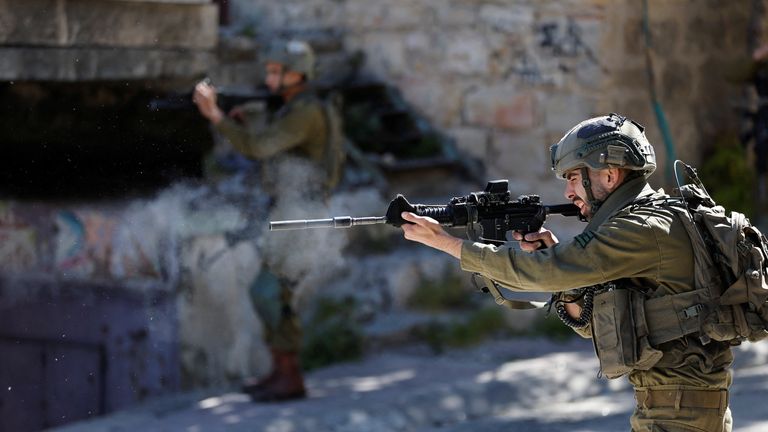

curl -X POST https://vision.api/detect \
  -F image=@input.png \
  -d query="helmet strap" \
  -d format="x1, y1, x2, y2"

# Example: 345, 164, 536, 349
580, 167, 602, 214
277, 69, 307, 99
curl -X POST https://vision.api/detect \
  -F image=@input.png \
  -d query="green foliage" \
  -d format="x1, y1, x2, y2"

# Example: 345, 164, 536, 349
528, 313, 576, 342
237, 24, 258, 39
413, 307, 507, 354
300, 297, 364, 371
409, 132, 443, 159
341, 85, 447, 159
343, 225, 395, 256
407, 273, 472, 311
698, 134, 756, 217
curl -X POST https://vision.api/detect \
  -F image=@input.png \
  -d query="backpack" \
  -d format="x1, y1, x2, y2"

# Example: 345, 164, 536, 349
649, 162, 768, 346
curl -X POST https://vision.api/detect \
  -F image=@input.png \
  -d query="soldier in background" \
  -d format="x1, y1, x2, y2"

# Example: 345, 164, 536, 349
194, 40, 345, 401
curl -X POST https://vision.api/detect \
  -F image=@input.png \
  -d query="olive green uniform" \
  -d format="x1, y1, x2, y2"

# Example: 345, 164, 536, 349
216, 92, 344, 192
215, 91, 344, 353
460, 176, 733, 432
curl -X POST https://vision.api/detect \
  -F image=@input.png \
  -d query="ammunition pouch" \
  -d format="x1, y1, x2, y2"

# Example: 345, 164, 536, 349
591, 288, 663, 379
644, 288, 709, 345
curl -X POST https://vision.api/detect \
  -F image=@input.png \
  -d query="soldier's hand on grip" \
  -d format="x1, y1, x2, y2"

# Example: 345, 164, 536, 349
512, 228, 558, 252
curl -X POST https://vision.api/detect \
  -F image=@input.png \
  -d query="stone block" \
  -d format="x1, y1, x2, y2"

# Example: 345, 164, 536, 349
0, 0, 217, 49
464, 87, 536, 130
424, 0, 477, 27
353, 32, 408, 79
541, 93, 596, 136
403, 31, 443, 74
0, 0, 61, 46
344, 0, 424, 31
487, 129, 551, 186
447, 127, 489, 161
623, 17, 644, 54
0, 47, 215, 80
660, 59, 694, 104
441, 32, 490, 75
400, 76, 465, 127
236, 1, 343, 32
478, 4, 534, 34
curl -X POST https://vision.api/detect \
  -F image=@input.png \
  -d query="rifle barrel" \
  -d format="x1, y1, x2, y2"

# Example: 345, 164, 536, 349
270, 216, 387, 231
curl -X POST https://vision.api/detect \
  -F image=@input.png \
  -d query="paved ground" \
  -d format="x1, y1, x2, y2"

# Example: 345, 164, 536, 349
51, 338, 768, 432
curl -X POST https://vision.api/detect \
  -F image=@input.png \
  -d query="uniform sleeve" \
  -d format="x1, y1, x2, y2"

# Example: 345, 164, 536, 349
459, 213, 662, 293
214, 102, 318, 160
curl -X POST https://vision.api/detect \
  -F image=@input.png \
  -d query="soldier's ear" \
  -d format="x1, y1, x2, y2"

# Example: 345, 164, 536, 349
605, 167, 625, 188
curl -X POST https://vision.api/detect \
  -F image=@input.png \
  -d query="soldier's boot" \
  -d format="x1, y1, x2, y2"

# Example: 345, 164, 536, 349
240, 370, 278, 395
249, 349, 306, 402
240, 347, 282, 395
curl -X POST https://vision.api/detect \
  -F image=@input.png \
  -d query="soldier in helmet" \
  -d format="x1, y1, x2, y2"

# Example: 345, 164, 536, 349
399, 113, 734, 431
194, 40, 345, 402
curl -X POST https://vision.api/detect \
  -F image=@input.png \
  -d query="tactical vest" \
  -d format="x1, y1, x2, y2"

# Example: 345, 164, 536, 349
586, 184, 768, 379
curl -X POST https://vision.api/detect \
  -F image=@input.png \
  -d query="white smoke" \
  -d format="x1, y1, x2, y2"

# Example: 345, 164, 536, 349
262, 156, 349, 304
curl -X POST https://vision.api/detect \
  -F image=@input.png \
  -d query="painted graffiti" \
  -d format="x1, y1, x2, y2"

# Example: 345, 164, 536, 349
55, 210, 162, 280
509, 16, 605, 85
0, 228, 37, 272
0, 203, 38, 273
536, 17, 600, 64
55, 211, 116, 277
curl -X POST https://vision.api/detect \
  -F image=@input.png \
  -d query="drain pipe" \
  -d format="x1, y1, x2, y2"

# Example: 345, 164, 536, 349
642, 0, 677, 185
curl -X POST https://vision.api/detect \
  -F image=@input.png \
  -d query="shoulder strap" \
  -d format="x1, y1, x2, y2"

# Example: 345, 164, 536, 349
318, 96, 346, 191
473, 274, 547, 310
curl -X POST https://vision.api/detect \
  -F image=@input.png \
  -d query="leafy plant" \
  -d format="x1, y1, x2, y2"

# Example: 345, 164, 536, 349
698, 133, 756, 217
300, 297, 364, 371
407, 273, 473, 311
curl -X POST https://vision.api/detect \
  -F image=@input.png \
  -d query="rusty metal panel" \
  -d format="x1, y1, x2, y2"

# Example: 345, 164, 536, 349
0, 337, 105, 431
0, 278, 179, 431
0, 340, 46, 432
45, 343, 104, 428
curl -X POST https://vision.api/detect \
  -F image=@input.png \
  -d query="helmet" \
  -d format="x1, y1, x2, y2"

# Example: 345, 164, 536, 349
264, 40, 316, 80
550, 113, 656, 179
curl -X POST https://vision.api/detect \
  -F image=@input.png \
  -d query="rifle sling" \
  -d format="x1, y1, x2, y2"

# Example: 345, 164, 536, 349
479, 274, 546, 310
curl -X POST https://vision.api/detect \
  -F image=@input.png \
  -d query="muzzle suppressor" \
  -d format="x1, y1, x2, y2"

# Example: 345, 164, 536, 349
269, 216, 387, 231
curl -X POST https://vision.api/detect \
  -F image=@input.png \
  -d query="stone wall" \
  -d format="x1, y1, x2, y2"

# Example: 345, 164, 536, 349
228, 0, 752, 200
0, 2, 763, 418
0, 0, 218, 80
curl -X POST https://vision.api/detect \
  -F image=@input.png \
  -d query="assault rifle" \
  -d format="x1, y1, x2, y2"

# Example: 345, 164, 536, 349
148, 79, 283, 113
270, 180, 581, 309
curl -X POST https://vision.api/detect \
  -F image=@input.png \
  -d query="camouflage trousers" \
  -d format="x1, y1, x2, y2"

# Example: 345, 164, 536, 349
249, 268, 302, 353
631, 387, 732, 432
